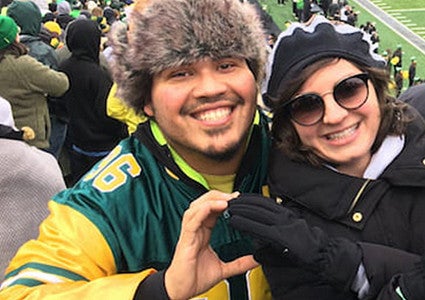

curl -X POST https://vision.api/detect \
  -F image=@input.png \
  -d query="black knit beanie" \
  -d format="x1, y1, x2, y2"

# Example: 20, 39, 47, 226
264, 15, 386, 105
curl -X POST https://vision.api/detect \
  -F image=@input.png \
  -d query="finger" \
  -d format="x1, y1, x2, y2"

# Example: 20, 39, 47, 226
227, 202, 279, 225
189, 190, 239, 209
254, 247, 289, 266
231, 194, 282, 213
221, 255, 259, 279
229, 215, 284, 246
182, 200, 229, 237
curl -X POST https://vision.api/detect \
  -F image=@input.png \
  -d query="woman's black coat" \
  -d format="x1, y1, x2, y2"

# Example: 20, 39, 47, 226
267, 105, 425, 299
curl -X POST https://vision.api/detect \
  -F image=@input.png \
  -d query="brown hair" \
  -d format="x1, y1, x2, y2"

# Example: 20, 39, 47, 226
0, 41, 28, 63
271, 58, 412, 167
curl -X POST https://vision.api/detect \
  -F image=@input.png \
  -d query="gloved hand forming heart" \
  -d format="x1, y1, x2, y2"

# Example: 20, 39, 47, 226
227, 193, 362, 290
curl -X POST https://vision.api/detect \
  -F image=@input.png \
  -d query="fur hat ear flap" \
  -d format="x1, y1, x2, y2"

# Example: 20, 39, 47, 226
108, 21, 153, 113
108, 0, 267, 112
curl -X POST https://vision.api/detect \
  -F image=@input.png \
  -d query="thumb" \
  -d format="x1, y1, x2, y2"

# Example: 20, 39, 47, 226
222, 255, 259, 279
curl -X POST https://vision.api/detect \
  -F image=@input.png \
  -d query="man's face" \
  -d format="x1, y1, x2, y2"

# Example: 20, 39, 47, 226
144, 57, 258, 173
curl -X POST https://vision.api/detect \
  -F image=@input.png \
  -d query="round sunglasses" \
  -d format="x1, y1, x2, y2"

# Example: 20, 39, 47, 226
285, 73, 370, 126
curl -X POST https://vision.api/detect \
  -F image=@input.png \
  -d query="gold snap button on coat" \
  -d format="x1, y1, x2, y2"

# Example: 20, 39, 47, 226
352, 212, 363, 223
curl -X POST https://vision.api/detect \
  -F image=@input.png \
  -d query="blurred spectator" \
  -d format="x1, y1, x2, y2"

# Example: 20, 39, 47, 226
339, 4, 350, 22
295, 0, 304, 21
383, 48, 393, 73
70, 0, 82, 18
57, 19, 127, 185
6, 0, 72, 158
370, 31, 380, 53
292, 0, 298, 16
48, 0, 56, 13
41, 11, 55, 23
103, 6, 118, 25
391, 44, 403, 77
345, 9, 358, 26
56, 0, 74, 30
327, 0, 340, 19
85, 0, 98, 15
362, 21, 377, 34
44, 20, 63, 49
394, 66, 404, 97
0, 15, 69, 150
91, 6, 109, 34
0, 95, 66, 280
408, 57, 417, 87
267, 32, 277, 49
7, 0, 58, 68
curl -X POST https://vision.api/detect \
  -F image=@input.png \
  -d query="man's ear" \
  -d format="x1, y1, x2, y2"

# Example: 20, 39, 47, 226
143, 104, 154, 117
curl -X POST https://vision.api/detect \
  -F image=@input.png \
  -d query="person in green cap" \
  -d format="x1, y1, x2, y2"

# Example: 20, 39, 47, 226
0, 15, 69, 150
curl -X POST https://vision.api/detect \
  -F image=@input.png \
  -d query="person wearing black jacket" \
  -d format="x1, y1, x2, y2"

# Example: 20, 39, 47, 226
58, 18, 127, 185
228, 15, 425, 300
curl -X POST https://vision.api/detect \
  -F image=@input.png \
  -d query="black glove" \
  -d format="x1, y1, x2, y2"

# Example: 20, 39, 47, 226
227, 194, 362, 291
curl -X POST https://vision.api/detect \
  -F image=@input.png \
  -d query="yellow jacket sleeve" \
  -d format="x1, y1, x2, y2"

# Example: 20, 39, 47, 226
0, 201, 155, 300
106, 83, 147, 134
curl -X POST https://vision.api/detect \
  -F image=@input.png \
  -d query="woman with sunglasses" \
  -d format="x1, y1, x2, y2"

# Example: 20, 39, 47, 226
228, 15, 425, 300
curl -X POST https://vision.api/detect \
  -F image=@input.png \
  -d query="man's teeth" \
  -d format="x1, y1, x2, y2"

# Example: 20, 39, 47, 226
195, 108, 231, 121
327, 124, 357, 140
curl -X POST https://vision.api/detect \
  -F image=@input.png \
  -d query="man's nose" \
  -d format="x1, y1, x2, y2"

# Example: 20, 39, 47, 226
192, 72, 227, 98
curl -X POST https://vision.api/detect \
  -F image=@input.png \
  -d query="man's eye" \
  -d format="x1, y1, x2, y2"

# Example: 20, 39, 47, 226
171, 71, 190, 78
219, 63, 234, 70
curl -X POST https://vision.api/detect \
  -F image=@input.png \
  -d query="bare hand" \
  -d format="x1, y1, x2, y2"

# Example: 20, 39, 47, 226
164, 190, 258, 299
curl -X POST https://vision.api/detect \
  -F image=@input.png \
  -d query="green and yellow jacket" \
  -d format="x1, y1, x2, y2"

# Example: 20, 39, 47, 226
1, 110, 271, 300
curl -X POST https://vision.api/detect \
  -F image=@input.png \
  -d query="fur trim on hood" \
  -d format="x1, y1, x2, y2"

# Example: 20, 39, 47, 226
108, 0, 267, 113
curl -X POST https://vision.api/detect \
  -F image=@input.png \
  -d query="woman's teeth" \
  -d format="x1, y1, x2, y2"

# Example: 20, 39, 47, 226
326, 124, 358, 140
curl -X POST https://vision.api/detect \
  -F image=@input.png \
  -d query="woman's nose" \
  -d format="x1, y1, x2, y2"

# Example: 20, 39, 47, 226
321, 95, 349, 124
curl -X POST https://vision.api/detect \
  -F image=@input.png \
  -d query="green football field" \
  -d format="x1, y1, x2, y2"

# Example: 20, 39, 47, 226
260, 0, 425, 92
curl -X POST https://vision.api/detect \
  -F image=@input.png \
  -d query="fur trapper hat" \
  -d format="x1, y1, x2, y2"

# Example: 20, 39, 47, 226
264, 15, 386, 105
108, 0, 267, 112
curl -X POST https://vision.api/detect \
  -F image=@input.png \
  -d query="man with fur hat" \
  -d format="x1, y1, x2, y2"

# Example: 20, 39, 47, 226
0, 0, 271, 299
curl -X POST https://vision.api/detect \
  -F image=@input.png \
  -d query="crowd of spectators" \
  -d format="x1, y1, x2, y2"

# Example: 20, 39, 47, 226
0, 0, 134, 185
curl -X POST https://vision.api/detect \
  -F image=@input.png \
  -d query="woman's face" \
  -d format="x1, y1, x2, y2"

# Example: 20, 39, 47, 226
292, 59, 381, 175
